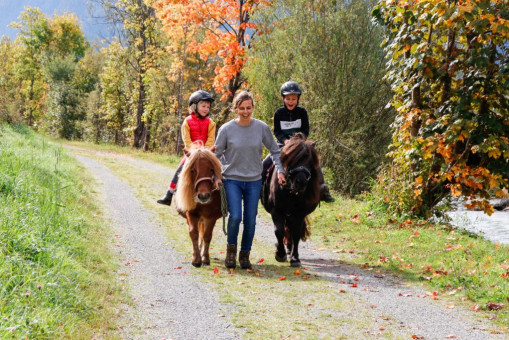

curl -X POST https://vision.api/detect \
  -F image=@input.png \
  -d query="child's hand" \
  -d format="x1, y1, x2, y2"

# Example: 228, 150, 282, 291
209, 145, 216, 153
284, 139, 290, 145
277, 172, 286, 186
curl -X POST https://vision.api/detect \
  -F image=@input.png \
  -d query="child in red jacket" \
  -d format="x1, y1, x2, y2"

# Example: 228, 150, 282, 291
157, 90, 216, 205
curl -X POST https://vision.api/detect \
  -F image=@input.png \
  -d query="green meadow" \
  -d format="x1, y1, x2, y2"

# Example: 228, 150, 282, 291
0, 125, 120, 339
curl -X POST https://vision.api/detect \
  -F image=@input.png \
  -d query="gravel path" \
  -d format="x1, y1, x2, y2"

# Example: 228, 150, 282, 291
74, 155, 241, 340
70, 148, 504, 340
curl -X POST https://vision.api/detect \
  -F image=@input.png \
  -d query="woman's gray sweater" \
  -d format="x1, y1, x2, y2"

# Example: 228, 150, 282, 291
215, 118, 284, 181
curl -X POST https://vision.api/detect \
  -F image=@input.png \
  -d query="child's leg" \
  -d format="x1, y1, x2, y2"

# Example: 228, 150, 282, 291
169, 158, 186, 191
261, 155, 273, 184
157, 157, 186, 205
318, 167, 335, 203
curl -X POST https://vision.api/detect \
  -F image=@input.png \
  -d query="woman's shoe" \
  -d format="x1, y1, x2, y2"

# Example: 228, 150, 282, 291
239, 250, 252, 269
225, 244, 237, 269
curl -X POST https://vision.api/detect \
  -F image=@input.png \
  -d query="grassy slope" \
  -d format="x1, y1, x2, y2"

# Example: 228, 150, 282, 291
0, 125, 122, 339
65, 140, 508, 337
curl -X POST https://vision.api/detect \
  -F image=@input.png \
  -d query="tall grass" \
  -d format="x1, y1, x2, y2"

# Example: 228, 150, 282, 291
0, 125, 119, 338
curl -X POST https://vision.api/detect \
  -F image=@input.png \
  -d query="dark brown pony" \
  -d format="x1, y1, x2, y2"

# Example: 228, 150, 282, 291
261, 133, 321, 267
174, 146, 223, 267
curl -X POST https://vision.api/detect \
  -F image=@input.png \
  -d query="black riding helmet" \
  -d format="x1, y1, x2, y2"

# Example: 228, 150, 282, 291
188, 90, 214, 106
188, 90, 214, 119
280, 81, 302, 97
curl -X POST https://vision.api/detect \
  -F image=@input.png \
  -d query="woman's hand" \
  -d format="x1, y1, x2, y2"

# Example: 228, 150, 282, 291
277, 172, 286, 186
213, 174, 222, 187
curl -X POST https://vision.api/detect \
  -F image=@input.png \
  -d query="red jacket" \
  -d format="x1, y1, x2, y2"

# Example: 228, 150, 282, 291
181, 113, 216, 148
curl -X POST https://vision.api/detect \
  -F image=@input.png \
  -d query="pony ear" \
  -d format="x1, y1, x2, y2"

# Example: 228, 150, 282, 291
310, 141, 317, 148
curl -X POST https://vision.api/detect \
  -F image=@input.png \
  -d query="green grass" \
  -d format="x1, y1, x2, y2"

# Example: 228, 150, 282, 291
0, 125, 122, 339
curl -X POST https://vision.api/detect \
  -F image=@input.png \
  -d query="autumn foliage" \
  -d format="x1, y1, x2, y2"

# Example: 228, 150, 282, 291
373, 0, 509, 217
153, 0, 269, 102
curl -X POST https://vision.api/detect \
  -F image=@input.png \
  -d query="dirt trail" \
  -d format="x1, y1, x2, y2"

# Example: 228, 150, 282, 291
69, 147, 504, 340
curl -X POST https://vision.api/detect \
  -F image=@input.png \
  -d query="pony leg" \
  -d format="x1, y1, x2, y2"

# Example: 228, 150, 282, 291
187, 214, 202, 267
288, 219, 305, 267
272, 213, 287, 262
284, 226, 292, 256
200, 219, 215, 265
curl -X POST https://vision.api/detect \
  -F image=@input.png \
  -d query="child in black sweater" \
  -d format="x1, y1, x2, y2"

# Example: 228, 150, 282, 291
262, 81, 334, 202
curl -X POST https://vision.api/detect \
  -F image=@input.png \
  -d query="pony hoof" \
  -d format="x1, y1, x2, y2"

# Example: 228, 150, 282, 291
202, 260, 210, 266
192, 262, 202, 268
290, 260, 301, 267
275, 253, 287, 262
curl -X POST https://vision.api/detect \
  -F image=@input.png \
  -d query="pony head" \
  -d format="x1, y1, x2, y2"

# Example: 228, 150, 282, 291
279, 133, 321, 203
174, 145, 222, 212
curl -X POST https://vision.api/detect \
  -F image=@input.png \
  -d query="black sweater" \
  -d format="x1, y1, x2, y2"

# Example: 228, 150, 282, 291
273, 106, 310, 144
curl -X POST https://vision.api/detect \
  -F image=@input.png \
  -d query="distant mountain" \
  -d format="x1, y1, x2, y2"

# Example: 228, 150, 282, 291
0, 0, 112, 42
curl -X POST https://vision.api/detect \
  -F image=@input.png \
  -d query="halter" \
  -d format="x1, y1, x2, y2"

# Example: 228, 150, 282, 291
286, 165, 311, 182
281, 165, 312, 194
193, 176, 217, 191
193, 174, 228, 235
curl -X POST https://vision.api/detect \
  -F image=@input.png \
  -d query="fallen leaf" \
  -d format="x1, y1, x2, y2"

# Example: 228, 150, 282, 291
213, 267, 219, 274
174, 266, 182, 270
411, 335, 424, 339
257, 258, 265, 263
351, 283, 358, 288
339, 288, 346, 293
486, 302, 504, 310
294, 269, 301, 275
278, 276, 286, 281
445, 335, 457, 339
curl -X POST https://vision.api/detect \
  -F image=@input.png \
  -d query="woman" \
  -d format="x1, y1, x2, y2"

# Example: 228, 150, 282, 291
215, 91, 286, 269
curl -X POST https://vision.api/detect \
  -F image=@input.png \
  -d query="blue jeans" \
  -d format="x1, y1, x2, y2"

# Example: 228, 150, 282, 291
224, 179, 262, 252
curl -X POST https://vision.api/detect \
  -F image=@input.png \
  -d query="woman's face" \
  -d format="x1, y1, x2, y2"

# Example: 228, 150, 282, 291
235, 99, 254, 123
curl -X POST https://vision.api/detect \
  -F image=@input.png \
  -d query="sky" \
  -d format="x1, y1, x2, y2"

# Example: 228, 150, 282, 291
0, 0, 111, 42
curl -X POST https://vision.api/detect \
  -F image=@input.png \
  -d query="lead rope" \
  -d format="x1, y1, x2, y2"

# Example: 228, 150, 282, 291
218, 182, 228, 235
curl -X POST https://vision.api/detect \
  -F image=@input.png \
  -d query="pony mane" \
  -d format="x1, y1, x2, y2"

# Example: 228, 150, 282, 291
174, 146, 222, 212
280, 133, 321, 204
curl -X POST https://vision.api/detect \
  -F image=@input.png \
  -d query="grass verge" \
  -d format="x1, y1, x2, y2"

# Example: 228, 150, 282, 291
0, 125, 122, 338
308, 196, 509, 329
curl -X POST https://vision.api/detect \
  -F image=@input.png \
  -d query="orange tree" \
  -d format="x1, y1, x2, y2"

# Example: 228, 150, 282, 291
372, 0, 509, 217
153, 0, 269, 120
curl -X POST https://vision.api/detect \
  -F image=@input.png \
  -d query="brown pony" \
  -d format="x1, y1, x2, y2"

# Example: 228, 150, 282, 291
174, 146, 223, 267
261, 133, 321, 267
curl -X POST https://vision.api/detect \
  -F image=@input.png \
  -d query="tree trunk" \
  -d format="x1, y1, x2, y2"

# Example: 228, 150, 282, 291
133, 74, 147, 148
